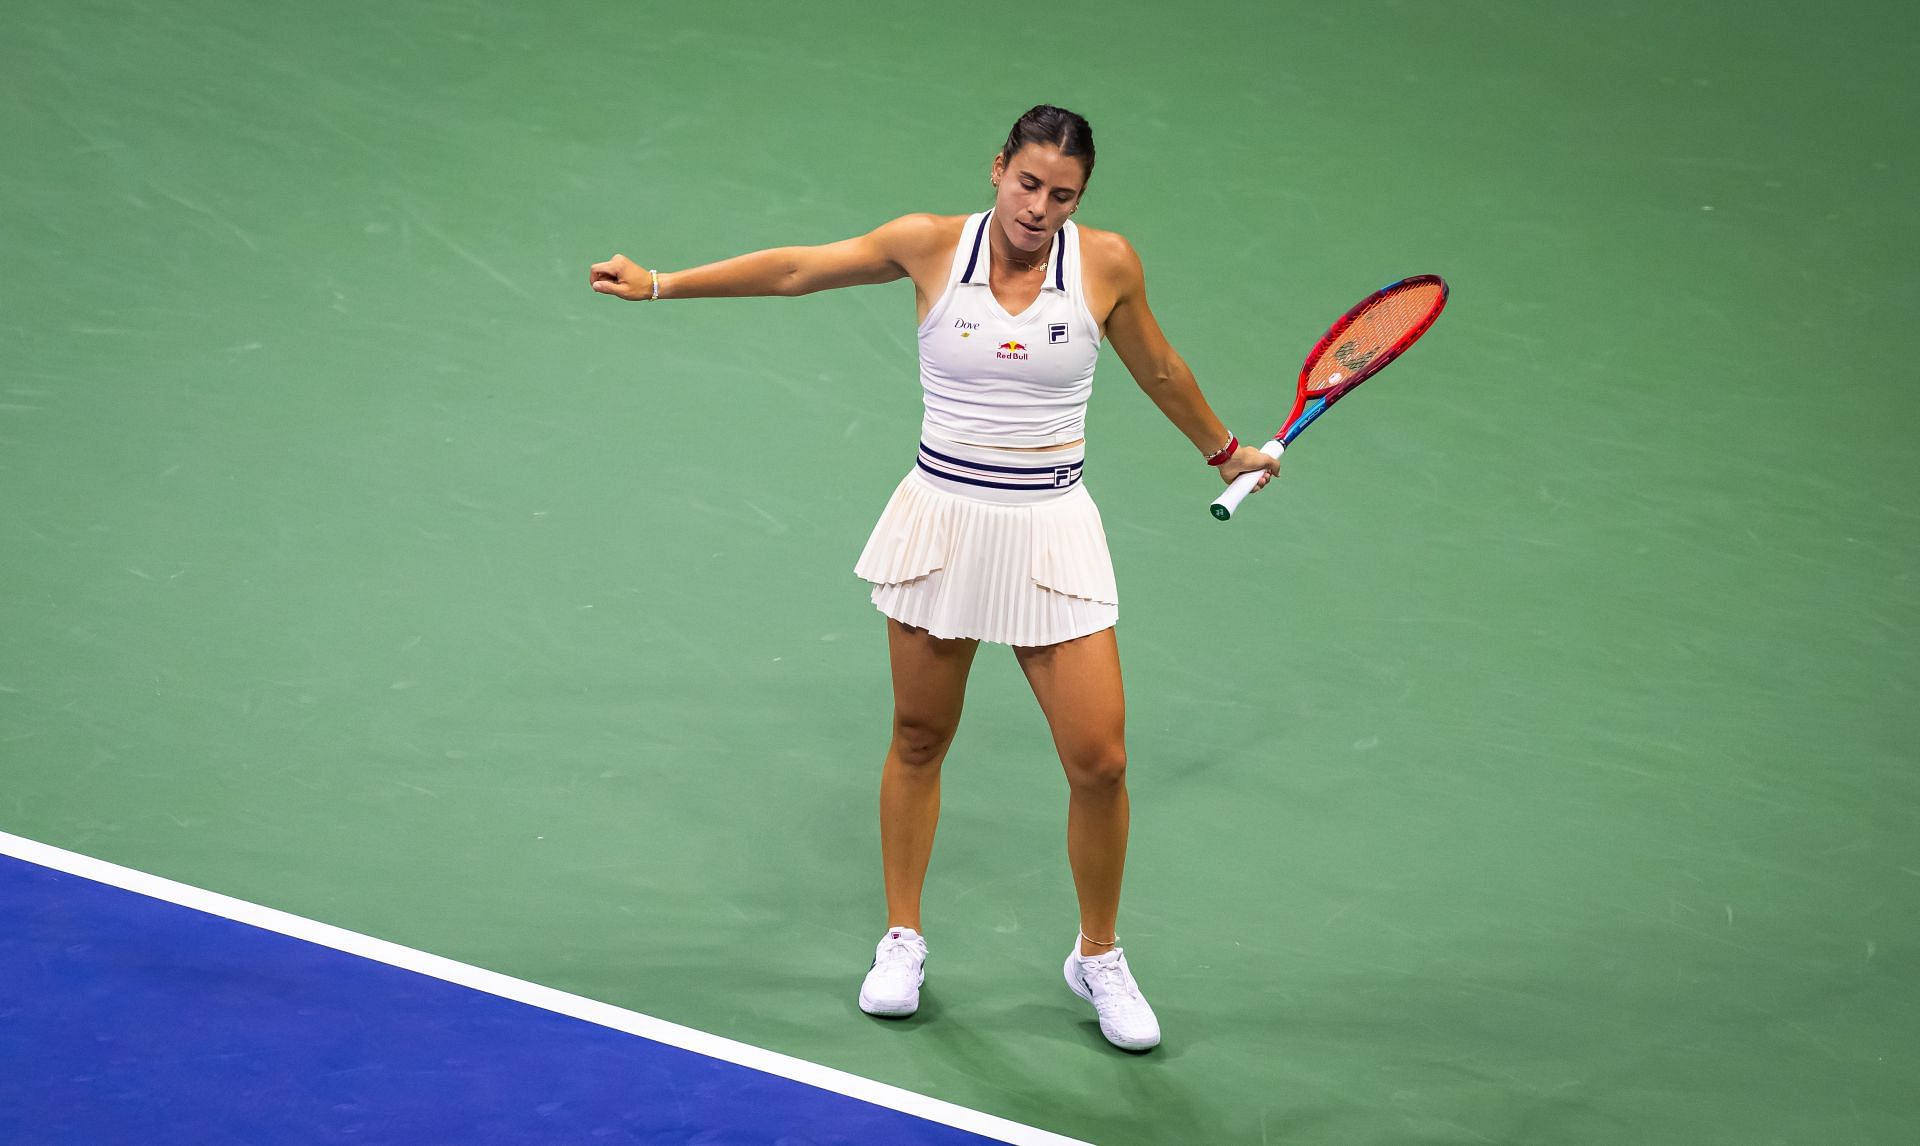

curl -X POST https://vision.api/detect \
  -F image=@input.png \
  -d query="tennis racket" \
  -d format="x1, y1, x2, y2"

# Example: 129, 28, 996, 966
1211, 274, 1450, 521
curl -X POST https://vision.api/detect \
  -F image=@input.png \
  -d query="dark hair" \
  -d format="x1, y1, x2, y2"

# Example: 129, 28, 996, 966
999, 105, 1095, 180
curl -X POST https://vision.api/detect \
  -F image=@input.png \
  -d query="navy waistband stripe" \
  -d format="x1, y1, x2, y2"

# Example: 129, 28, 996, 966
915, 459, 1082, 492
915, 440, 1084, 492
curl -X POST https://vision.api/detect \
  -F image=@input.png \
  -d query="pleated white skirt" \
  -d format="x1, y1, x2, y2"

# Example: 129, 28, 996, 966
854, 437, 1119, 647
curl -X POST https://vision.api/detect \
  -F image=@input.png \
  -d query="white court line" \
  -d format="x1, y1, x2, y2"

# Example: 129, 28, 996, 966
0, 830, 1091, 1146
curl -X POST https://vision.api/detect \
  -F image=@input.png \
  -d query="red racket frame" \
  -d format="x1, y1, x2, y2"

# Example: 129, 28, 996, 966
1274, 274, 1450, 446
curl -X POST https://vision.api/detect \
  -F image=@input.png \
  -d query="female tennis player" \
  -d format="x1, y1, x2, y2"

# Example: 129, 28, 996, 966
589, 105, 1276, 1052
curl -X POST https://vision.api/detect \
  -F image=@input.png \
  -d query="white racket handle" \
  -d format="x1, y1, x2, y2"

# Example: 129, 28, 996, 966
1208, 439, 1285, 521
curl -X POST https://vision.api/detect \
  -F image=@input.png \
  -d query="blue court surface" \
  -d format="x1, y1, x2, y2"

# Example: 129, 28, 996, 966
0, 835, 1085, 1146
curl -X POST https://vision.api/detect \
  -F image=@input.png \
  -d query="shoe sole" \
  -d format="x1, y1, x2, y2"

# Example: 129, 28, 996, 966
858, 991, 918, 1018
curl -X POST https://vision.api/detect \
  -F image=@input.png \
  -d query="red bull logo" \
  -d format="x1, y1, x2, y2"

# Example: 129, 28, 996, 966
995, 340, 1029, 361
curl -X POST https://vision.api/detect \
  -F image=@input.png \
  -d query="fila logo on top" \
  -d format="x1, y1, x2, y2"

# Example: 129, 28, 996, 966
996, 340, 1029, 361
1049, 323, 1069, 344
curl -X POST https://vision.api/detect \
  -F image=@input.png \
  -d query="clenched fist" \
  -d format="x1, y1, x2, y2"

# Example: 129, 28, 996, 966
589, 254, 656, 301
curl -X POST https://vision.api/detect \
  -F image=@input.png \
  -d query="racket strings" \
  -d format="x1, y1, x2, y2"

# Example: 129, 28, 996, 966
1304, 281, 1446, 395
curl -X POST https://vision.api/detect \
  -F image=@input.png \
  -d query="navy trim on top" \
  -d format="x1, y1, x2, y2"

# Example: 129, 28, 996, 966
961, 213, 1066, 291
959, 212, 989, 284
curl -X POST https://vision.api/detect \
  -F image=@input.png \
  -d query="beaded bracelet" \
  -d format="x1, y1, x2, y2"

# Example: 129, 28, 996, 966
1204, 433, 1238, 466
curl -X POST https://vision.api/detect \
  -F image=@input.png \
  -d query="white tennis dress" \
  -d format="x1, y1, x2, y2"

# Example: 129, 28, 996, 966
854, 211, 1119, 646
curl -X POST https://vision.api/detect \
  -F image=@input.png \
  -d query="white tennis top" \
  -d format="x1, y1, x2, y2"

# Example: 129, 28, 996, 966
915, 211, 1102, 448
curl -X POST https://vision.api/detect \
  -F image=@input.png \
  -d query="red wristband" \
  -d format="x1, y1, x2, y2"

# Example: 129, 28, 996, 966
1205, 434, 1238, 466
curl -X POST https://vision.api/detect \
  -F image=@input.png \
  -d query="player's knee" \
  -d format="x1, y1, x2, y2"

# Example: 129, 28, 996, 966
891, 714, 958, 769
1065, 743, 1127, 791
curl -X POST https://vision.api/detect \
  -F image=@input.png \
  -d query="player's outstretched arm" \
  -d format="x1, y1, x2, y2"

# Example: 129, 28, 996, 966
589, 214, 945, 302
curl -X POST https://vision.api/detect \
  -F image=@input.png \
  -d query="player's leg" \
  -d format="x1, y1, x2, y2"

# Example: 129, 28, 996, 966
860, 617, 978, 1019
880, 617, 979, 930
1014, 625, 1160, 1050
1012, 626, 1129, 949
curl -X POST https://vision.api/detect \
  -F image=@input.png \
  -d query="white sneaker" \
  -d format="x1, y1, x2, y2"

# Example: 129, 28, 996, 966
859, 927, 928, 1017
1065, 941, 1161, 1051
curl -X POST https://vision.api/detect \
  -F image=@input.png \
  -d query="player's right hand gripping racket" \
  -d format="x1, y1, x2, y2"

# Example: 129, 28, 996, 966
1211, 274, 1449, 521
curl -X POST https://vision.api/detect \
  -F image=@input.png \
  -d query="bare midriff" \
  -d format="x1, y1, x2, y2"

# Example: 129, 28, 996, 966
955, 438, 1086, 452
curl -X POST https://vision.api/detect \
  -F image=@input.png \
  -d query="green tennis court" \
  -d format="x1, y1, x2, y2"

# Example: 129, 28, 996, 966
4, 1, 1915, 1142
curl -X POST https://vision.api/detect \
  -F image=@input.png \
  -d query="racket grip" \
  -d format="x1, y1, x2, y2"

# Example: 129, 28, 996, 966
1208, 440, 1285, 522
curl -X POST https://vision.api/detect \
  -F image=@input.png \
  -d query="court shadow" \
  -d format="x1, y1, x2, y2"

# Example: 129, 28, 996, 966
915, 997, 1208, 1140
